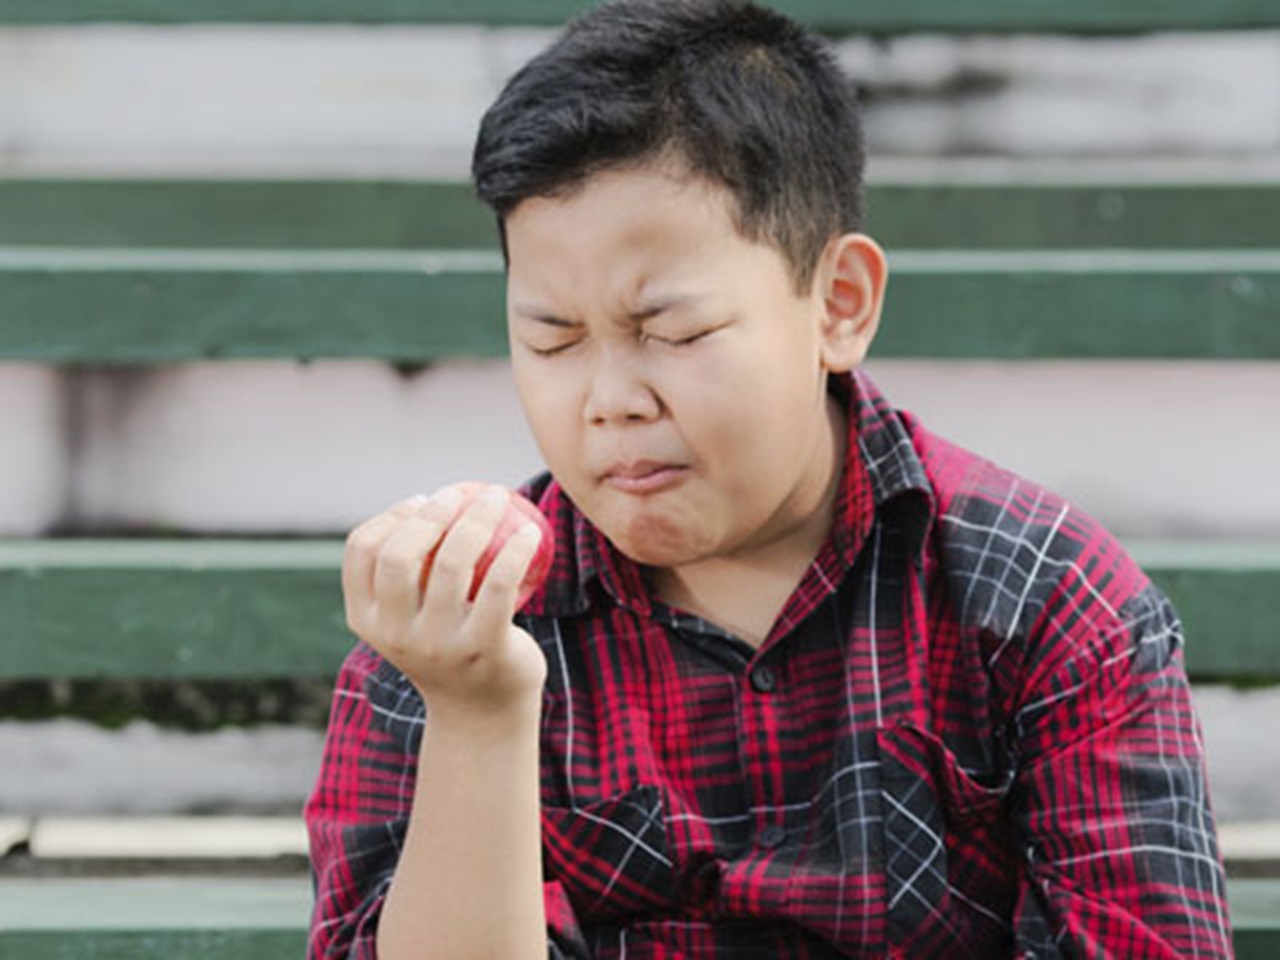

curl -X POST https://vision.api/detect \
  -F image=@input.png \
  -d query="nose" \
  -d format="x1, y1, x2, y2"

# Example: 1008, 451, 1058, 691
582, 343, 661, 426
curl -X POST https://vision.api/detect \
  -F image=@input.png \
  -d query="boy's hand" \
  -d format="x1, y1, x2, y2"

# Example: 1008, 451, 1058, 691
342, 484, 553, 726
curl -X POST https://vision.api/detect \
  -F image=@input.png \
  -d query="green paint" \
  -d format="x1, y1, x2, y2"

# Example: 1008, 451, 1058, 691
2, 249, 1278, 361
1, 0, 1278, 31
0, 878, 307, 957
0, 877, 310, 930
1234, 879, 1280, 959
0, 541, 353, 680
0, 932, 305, 959
0, 180, 498, 250
0, 877, 1274, 952
4, 180, 1279, 251
1, 539, 1276, 681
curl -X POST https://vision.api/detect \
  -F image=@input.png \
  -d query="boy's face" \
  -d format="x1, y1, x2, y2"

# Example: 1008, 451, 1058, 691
505, 161, 882, 571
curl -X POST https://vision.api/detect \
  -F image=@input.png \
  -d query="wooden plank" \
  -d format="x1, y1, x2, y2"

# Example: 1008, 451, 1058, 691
0, 877, 310, 930
1, 0, 1279, 32
29, 816, 307, 860
868, 183, 1280, 252
0, 931, 304, 959
0, 248, 508, 363
1235, 879, 1280, 960
0, 877, 1274, 955
9, 813, 1280, 864
0, 878, 306, 959
0, 180, 495, 250
1135, 540, 1280, 682
0, 539, 1277, 681
0, 540, 350, 680
2, 248, 1279, 362
4, 179, 1279, 251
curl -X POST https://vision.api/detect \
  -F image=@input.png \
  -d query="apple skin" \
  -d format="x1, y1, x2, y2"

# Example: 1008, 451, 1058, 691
417, 482, 555, 610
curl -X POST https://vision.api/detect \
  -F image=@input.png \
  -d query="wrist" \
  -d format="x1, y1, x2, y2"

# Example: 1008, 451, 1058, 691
423, 694, 542, 744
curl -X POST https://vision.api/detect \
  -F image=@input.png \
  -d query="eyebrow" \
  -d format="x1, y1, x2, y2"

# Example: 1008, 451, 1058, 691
511, 307, 579, 327
512, 294, 703, 326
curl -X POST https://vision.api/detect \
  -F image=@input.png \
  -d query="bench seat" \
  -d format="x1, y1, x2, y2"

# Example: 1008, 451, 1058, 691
1, 538, 1277, 682
0, 876, 1276, 957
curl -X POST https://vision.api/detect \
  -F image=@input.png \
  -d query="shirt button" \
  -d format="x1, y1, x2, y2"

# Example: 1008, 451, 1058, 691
749, 665, 777, 693
758, 824, 786, 850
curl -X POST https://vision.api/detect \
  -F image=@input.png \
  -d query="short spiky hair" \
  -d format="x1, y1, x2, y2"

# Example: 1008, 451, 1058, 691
471, 0, 866, 293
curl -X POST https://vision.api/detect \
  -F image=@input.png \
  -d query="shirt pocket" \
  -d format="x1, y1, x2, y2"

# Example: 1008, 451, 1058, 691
877, 721, 1016, 952
542, 784, 681, 923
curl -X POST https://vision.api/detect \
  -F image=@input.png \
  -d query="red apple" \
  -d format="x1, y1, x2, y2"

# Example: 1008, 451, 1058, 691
417, 482, 555, 610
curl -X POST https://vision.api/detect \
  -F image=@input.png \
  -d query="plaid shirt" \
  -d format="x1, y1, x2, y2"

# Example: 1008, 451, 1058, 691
306, 370, 1231, 959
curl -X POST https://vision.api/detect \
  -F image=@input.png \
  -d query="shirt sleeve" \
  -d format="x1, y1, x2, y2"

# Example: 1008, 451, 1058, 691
304, 641, 405, 958
304, 641, 591, 959
1008, 579, 1233, 959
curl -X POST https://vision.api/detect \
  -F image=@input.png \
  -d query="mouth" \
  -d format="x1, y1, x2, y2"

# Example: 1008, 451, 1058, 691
600, 460, 689, 495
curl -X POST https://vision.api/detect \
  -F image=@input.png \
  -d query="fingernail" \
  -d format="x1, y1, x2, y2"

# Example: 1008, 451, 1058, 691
480, 485, 508, 506
406, 494, 430, 508
434, 486, 464, 507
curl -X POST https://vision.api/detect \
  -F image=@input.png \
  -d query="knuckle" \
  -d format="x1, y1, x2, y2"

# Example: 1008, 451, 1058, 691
482, 562, 522, 594
375, 543, 419, 582
376, 552, 417, 583
344, 527, 372, 562
345, 520, 388, 564
457, 498, 502, 532
428, 552, 469, 584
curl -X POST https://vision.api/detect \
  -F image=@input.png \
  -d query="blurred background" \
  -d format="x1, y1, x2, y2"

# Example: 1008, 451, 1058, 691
1, 7, 1277, 865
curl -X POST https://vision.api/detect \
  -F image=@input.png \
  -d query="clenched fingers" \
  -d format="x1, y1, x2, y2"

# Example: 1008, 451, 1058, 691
342, 490, 464, 634
420, 485, 511, 611
459, 520, 545, 653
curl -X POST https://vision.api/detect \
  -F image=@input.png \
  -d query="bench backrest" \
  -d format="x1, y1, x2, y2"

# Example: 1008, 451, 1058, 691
3, 0, 1280, 31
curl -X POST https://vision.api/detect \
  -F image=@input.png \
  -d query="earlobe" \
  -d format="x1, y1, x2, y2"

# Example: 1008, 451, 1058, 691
819, 233, 888, 372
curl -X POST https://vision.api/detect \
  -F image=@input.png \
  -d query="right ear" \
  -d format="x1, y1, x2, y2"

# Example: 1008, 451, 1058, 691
814, 233, 888, 373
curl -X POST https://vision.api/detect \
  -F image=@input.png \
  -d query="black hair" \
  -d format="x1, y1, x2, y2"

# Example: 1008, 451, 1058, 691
471, 0, 865, 293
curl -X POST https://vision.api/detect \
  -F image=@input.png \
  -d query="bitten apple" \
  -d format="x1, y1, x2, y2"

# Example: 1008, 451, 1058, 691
418, 482, 555, 610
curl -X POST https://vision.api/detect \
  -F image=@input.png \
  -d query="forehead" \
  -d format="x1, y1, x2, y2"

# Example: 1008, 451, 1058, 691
503, 163, 753, 296
512, 162, 735, 240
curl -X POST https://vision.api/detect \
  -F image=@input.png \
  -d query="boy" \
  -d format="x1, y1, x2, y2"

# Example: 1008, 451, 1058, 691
306, 2, 1232, 957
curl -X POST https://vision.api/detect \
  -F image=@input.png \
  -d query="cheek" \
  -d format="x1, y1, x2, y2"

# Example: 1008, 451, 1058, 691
515, 366, 579, 462
683, 371, 818, 498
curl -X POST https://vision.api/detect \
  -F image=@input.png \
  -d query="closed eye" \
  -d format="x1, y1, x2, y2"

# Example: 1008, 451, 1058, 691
513, 310, 582, 357
525, 340, 579, 357
643, 326, 719, 347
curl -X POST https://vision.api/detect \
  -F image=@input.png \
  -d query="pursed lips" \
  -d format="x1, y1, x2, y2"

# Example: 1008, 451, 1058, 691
598, 459, 689, 494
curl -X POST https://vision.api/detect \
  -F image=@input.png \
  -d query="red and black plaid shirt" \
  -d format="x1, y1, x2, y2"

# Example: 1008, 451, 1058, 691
306, 371, 1231, 958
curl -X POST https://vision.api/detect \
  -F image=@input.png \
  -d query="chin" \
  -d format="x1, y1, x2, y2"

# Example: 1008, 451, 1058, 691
604, 510, 715, 569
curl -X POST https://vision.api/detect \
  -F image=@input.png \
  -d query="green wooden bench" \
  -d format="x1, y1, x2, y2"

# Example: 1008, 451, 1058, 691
2, 0, 1278, 955
4, 178, 1280, 250
3, 246, 1276, 362
3, 876, 1279, 960
2, 538, 1278, 683
2, 0, 1280, 32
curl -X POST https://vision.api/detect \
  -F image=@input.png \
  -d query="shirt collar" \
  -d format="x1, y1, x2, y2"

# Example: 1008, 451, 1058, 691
520, 369, 936, 620
848, 368, 937, 563
814, 370, 935, 582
